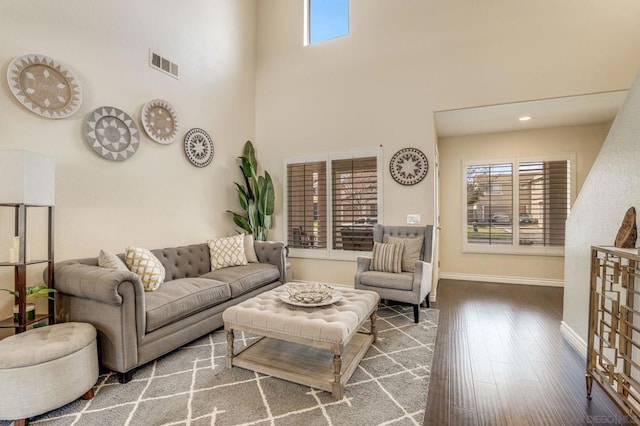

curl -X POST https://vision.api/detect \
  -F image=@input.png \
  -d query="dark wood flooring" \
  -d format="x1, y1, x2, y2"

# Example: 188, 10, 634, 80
423, 279, 632, 425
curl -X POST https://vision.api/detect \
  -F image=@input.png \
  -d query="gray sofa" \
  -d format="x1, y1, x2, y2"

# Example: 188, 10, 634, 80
53, 241, 287, 383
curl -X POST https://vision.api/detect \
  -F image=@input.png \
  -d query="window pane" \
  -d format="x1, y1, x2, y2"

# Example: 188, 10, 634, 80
466, 163, 513, 245
332, 157, 377, 251
309, 0, 349, 44
518, 160, 570, 247
287, 162, 327, 249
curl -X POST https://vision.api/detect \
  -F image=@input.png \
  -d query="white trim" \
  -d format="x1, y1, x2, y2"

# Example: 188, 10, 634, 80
439, 272, 564, 287
429, 292, 437, 302
560, 321, 587, 359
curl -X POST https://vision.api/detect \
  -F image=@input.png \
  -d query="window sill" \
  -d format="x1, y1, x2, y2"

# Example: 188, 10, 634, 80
462, 243, 564, 257
288, 248, 371, 262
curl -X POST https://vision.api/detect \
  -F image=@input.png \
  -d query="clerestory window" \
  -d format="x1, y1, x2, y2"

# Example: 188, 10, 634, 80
305, 0, 349, 45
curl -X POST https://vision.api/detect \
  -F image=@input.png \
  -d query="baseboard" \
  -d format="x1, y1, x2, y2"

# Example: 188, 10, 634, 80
560, 321, 587, 358
438, 272, 563, 287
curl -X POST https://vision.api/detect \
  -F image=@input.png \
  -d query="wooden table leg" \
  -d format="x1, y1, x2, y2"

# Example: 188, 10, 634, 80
370, 310, 378, 343
226, 329, 235, 368
332, 353, 343, 400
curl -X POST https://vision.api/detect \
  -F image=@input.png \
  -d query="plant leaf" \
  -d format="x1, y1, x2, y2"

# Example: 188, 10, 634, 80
227, 211, 253, 234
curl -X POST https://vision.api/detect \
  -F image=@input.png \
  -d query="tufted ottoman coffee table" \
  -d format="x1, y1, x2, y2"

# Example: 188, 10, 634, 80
222, 283, 379, 400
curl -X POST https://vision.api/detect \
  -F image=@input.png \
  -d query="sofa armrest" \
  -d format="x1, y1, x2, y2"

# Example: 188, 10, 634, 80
354, 256, 372, 286
254, 240, 287, 283
55, 262, 143, 305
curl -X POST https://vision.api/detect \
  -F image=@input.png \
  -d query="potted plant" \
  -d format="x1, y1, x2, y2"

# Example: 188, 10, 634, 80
227, 141, 275, 241
0, 285, 57, 322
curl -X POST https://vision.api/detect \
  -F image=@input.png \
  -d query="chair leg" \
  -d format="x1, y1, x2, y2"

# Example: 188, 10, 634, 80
413, 305, 420, 323
118, 371, 134, 383
425, 294, 431, 308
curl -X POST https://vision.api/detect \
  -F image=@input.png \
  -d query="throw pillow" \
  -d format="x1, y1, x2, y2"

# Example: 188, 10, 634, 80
243, 234, 259, 263
387, 236, 424, 272
369, 242, 403, 274
98, 249, 128, 271
208, 234, 248, 270
124, 247, 165, 291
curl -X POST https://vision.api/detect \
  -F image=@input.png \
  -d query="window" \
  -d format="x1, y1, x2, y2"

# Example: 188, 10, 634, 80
285, 148, 382, 260
305, 0, 349, 45
463, 154, 576, 255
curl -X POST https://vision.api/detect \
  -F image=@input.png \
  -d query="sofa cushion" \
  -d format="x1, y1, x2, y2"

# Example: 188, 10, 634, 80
358, 270, 414, 291
208, 235, 248, 270
98, 250, 128, 271
243, 234, 259, 263
200, 263, 280, 298
125, 247, 166, 291
144, 278, 231, 333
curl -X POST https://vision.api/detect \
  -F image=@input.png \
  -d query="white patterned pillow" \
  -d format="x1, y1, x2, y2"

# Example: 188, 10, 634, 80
387, 236, 424, 272
124, 247, 165, 291
243, 234, 259, 263
370, 242, 403, 274
208, 235, 248, 270
98, 249, 128, 271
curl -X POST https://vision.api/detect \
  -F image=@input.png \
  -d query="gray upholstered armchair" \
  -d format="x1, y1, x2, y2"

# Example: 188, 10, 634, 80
354, 224, 433, 323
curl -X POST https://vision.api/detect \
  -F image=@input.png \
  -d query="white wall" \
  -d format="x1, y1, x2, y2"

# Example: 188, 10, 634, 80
0, 0, 256, 325
439, 124, 608, 285
255, 0, 640, 285
563, 72, 640, 349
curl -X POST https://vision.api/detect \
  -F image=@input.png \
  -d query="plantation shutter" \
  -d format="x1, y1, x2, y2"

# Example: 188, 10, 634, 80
518, 159, 570, 247
466, 163, 514, 245
331, 156, 378, 251
287, 161, 327, 249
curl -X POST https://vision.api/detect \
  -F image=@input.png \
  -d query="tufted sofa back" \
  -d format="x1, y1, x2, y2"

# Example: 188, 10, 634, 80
151, 243, 211, 281
373, 224, 434, 263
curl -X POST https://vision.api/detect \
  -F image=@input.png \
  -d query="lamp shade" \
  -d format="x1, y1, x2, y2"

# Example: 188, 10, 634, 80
0, 150, 55, 205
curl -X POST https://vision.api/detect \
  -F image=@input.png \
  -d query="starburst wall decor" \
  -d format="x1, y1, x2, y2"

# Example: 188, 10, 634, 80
389, 148, 429, 185
85, 106, 140, 161
7, 53, 82, 118
184, 128, 214, 167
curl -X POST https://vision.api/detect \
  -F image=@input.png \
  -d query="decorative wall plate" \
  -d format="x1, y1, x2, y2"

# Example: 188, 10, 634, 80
184, 128, 214, 167
7, 54, 82, 118
141, 98, 180, 144
85, 106, 140, 161
389, 148, 429, 185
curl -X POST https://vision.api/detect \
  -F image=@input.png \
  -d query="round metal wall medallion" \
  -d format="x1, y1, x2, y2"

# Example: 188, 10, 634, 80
7, 53, 82, 118
389, 148, 429, 185
141, 98, 179, 144
85, 106, 140, 161
184, 128, 214, 167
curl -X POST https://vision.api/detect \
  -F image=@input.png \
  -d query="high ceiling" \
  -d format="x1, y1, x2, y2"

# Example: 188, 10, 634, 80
434, 90, 628, 138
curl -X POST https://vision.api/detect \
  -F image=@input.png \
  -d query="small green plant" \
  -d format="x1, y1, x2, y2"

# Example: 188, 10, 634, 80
227, 141, 275, 241
0, 285, 57, 301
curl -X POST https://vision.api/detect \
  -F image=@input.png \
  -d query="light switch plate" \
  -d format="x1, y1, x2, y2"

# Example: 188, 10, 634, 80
407, 214, 421, 224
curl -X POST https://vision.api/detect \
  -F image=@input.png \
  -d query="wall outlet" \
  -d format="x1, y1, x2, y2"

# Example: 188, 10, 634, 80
407, 214, 421, 224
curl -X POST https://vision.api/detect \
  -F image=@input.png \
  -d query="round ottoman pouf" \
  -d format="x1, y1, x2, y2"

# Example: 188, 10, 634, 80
0, 322, 98, 423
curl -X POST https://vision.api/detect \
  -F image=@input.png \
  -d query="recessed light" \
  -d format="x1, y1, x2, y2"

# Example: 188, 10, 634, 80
519, 116, 532, 121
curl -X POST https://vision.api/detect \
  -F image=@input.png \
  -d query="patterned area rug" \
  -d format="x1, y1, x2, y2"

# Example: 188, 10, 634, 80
19, 304, 438, 426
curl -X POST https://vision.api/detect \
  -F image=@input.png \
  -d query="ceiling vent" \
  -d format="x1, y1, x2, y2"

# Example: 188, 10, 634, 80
149, 50, 179, 79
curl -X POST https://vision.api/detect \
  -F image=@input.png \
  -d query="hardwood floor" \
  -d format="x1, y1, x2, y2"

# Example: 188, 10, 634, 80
423, 279, 631, 425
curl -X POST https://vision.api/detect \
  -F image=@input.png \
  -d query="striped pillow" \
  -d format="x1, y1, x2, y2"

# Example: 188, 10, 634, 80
370, 242, 403, 273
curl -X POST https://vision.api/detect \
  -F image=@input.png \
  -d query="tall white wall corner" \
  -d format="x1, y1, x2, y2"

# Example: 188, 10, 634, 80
562, 69, 640, 349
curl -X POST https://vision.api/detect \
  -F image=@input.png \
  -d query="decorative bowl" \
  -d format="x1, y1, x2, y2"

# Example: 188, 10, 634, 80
286, 283, 336, 304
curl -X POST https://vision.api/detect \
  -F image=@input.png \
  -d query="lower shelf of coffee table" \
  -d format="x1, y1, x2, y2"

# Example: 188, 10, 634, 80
230, 332, 373, 399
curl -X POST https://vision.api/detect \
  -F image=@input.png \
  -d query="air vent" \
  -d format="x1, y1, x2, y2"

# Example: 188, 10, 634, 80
149, 50, 179, 79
